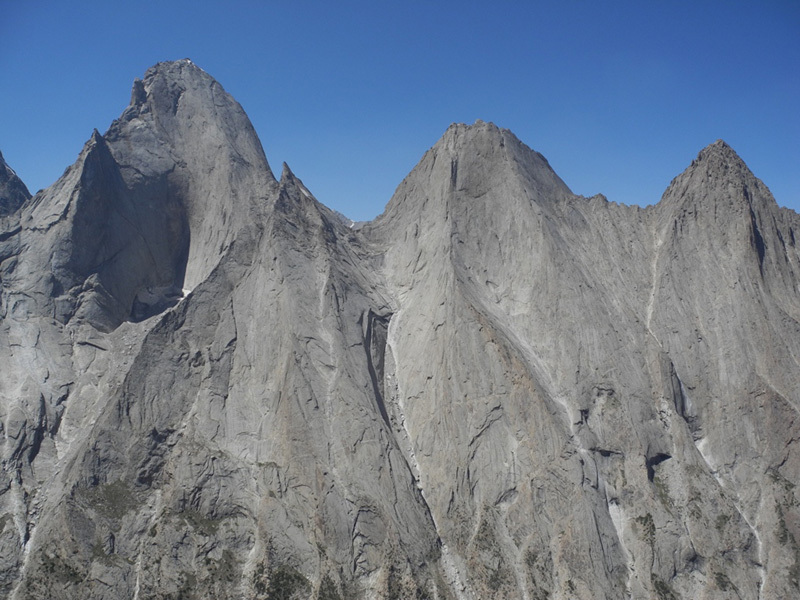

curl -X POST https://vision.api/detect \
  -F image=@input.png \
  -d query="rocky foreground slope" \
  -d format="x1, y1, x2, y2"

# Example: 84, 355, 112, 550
0, 60, 798, 600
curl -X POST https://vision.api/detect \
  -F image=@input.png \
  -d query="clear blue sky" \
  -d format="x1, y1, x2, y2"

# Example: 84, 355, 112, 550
1, 1, 798, 220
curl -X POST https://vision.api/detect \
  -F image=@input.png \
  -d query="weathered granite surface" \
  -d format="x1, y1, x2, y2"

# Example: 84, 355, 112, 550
0, 60, 797, 599
0, 150, 30, 218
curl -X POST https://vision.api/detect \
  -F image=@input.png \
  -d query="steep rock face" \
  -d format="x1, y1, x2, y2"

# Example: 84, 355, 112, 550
105, 59, 277, 291
365, 123, 799, 599
0, 151, 30, 218
0, 62, 798, 600
3, 59, 275, 332
649, 141, 800, 598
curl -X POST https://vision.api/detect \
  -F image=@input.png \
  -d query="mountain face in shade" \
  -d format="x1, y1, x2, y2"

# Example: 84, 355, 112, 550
0, 150, 30, 217
0, 60, 798, 600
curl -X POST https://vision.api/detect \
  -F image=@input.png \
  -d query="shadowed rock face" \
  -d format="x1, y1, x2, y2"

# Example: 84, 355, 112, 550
0, 151, 30, 218
0, 61, 798, 600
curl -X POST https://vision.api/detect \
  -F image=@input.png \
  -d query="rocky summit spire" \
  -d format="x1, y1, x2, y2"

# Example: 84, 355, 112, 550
659, 138, 777, 213
104, 60, 278, 291
694, 138, 745, 164
441, 120, 572, 199
1, 60, 279, 332
378, 120, 572, 226
108, 58, 275, 185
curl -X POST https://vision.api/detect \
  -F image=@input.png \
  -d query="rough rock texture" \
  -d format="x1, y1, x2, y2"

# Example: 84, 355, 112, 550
0, 60, 798, 600
0, 151, 31, 218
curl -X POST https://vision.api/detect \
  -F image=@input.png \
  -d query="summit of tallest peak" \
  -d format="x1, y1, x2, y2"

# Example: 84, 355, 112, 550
106, 59, 274, 184
128, 58, 220, 109
143, 58, 207, 80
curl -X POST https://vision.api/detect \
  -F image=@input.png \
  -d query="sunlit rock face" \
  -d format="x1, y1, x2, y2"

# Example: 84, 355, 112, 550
1, 60, 798, 600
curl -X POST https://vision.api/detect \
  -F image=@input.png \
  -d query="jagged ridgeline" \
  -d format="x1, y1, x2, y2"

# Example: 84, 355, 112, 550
0, 59, 798, 600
